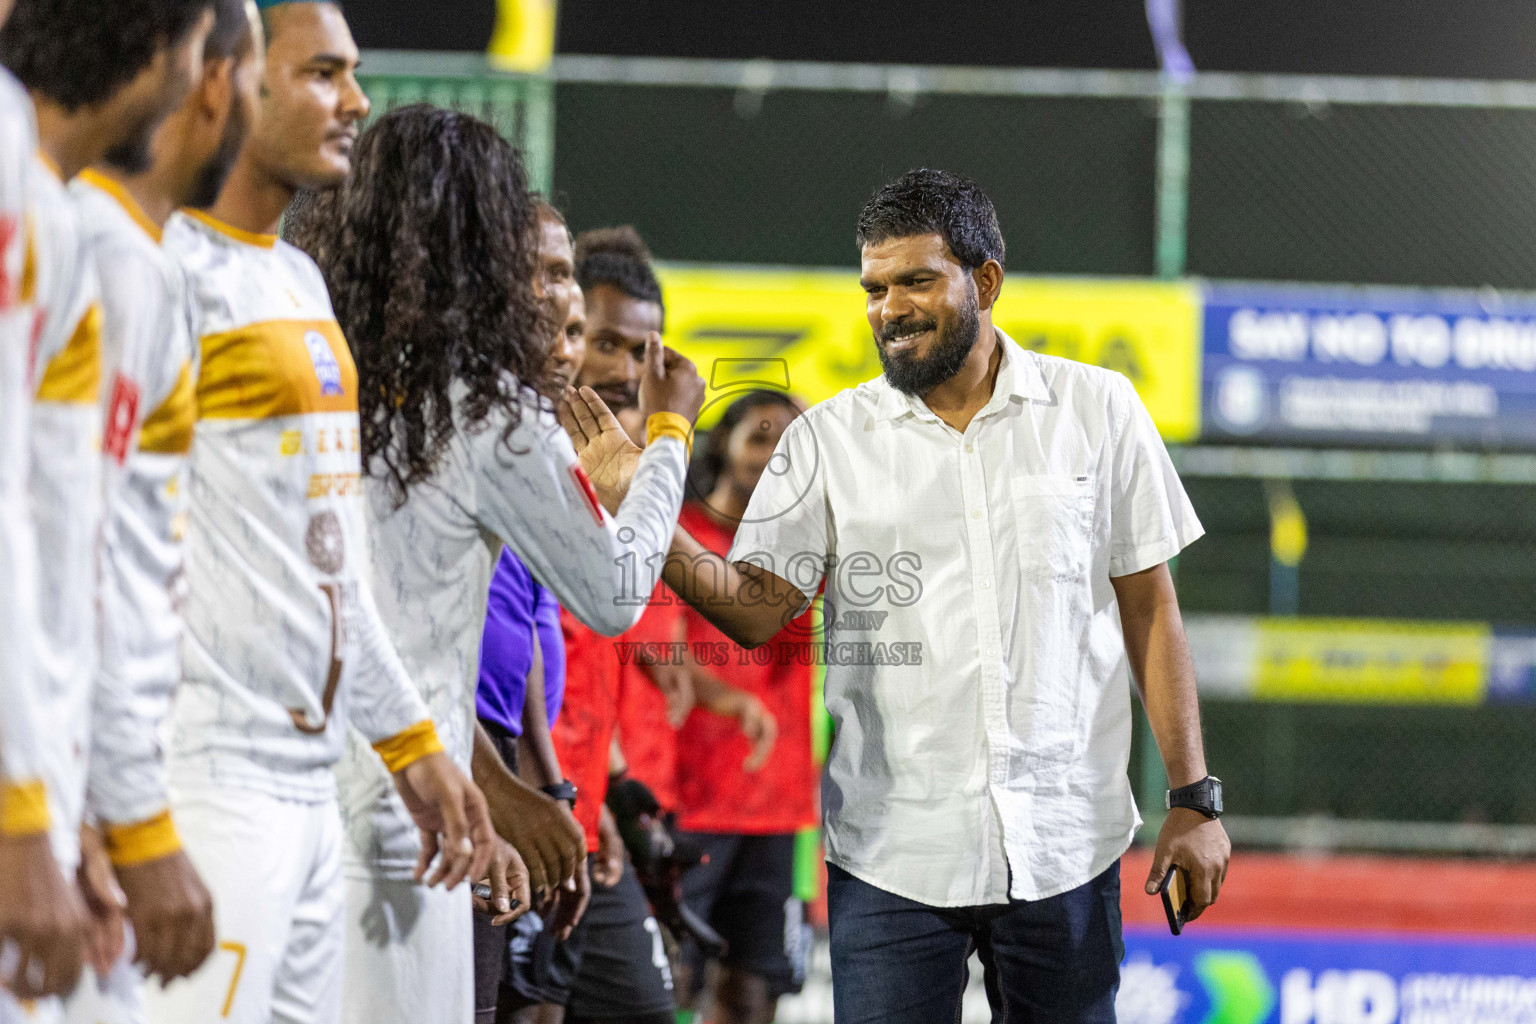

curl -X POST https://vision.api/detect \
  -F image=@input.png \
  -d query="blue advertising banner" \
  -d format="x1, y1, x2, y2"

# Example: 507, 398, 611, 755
1119, 926, 1536, 1024
1202, 283, 1536, 447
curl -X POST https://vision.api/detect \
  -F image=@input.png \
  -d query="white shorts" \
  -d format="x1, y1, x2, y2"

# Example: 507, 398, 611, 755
0, 990, 58, 1024
143, 784, 344, 1024
340, 873, 471, 1024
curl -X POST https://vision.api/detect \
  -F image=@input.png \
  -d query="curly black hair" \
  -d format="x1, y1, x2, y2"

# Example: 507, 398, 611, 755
574, 225, 665, 330
856, 168, 1006, 271
687, 389, 802, 502
0, 0, 212, 110
283, 104, 552, 506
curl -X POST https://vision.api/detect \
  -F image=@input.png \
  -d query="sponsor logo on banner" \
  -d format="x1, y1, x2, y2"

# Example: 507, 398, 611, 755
1203, 282, 1536, 447
658, 266, 1202, 440
1120, 928, 1536, 1024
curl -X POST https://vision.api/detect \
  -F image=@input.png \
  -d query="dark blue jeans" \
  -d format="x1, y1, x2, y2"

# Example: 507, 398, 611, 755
827, 862, 1123, 1024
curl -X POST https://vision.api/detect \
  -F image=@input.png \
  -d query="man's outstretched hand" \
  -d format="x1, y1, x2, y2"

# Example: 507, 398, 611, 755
559, 386, 642, 514
1144, 808, 1231, 922
393, 752, 495, 891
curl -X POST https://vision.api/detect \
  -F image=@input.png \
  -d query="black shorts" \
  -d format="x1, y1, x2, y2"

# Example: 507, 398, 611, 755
499, 856, 675, 1021
677, 831, 811, 1000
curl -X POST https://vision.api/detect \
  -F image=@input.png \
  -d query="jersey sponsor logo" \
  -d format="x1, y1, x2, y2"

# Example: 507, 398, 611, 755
303, 329, 345, 396
568, 463, 605, 526
304, 509, 346, 574
103, 372, 142, 465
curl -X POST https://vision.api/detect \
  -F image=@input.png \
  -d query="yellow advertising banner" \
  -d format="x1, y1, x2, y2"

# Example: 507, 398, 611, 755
656, 266, 1202, 439
1251, 617, 1489, 705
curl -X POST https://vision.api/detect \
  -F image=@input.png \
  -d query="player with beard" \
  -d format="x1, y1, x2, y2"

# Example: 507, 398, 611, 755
646, 169, 1227, 1024
0, 0, 215, 1014
282, 105, 700, 1024
156, 9, 495, 1024
63, 3, 264, 1019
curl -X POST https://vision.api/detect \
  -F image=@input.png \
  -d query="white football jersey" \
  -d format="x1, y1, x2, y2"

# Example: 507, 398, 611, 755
0, 69, 45, 834
341, 387, 688, 878
72, 170, 198, 832
28, 155, 104, 867
164, 210, 433, 804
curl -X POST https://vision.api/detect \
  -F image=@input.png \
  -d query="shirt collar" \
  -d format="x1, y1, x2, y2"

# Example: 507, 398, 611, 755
874, 326, 1051, 421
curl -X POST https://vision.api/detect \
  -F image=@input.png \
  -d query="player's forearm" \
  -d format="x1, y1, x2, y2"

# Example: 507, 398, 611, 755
516, 637, 563, 790
347, 581, 435, 745
662, 528, 804, 650
1114, 563, 1208, 789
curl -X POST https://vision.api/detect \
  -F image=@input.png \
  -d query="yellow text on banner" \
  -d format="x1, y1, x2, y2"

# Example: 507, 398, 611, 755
1252, 617, 1489, 705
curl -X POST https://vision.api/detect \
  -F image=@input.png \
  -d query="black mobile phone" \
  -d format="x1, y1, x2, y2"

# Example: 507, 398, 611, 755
1159, 867, 1189, 935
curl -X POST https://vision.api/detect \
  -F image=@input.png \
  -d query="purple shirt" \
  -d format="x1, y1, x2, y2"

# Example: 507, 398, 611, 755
477, 548, 565, 736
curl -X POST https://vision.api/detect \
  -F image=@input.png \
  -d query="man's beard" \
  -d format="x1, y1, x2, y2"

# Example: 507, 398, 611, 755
101, 112, 161, 175
185, 100, 250, 209
876, 288, 981, 396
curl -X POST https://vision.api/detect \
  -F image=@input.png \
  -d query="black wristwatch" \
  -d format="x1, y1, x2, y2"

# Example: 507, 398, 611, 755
541, 780, 578, 808
1166, 776, 1223, 819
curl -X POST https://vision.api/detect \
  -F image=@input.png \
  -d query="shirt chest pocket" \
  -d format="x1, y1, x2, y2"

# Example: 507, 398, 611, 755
1011, 474, 1094, 581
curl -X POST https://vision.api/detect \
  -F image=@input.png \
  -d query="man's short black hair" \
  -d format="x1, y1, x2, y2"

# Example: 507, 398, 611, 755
574, 225, 665, 329
856, 168, 1006, 271
0, 0, 212, 110
205, 0, 252, 60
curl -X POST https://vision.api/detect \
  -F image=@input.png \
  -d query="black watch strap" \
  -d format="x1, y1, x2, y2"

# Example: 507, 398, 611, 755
541, 780, 578, 807
1165, 776, 1223, 819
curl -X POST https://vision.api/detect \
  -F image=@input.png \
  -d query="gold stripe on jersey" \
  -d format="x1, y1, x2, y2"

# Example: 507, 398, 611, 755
0, 779, 50, 836
20, 212, 34, 303
371, 719, 445, 773
198, 319, 358, 420
103, 809, 182, 866
35, 301, 102, 404
138, 358, 196, 454
181, 208, 277, 250
77, 169, 162, 243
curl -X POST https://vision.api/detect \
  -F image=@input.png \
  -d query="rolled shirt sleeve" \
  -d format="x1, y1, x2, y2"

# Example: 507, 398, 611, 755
1105, 375, 1204, 578
727, 413, 831, 603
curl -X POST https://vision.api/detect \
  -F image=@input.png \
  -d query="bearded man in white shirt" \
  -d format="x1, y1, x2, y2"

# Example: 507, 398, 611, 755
655, 168, 1230, 1023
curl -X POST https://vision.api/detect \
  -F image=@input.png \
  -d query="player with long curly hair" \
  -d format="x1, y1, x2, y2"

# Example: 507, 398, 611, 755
285, 103, 705, 1024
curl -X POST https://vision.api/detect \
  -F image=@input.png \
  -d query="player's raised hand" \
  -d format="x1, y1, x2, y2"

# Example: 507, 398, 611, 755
474, 836, 531, 927
732, 694, 778, 773
0, 832, 87, 998
559, 385, 642, 513
636, 332, 704, 424
112, 843, 216, 984
393, 752, 494, 891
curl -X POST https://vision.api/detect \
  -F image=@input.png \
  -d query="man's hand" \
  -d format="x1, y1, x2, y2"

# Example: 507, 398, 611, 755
1144, 808, 1231, 921
113, 848, 216, 984
694, 676, 778, 772
636, 332, 705, 425
475, 836, 531, 927
392, 752, 494, 891
593, 804, 624, 889
643, 662, 695, 729
544, 854, 592, 942
75, 825, 125, 978
479, 770, 584, 896
0, 833, 86, 998
559, 386, 642, 514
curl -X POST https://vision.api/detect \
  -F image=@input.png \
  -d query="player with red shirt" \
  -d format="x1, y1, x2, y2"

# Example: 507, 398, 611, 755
674, 390, 818, 1024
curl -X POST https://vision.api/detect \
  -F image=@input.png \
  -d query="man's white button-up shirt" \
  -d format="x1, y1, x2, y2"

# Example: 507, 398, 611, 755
729, 329, 1204, 907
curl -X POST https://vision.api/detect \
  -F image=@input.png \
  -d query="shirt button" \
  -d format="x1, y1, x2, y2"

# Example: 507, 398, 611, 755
965, 443, 974, 453
971, 509, 982, 519
981, 579, 991, 589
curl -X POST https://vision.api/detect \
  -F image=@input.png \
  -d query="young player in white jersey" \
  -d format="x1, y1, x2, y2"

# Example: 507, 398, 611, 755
284, 105, 703, 1024
0, 0, 217, 1014
152, 4, 495, 1022
0, 5, 88, 1003
61, 5, 267, 1021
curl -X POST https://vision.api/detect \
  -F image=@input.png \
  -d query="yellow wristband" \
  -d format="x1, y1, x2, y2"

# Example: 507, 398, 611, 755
104, 810, 182, 867
372, 719, 444, 773
645, 412, 693, 460
0, 779, 50, 837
